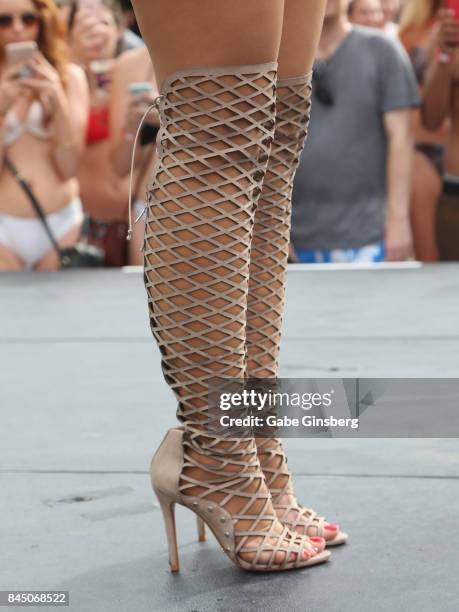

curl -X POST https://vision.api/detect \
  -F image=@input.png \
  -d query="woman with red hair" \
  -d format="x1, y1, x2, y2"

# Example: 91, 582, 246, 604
0, 0, 88, 270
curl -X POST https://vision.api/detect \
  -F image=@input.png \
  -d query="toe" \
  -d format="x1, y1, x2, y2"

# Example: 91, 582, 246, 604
309, 536, 326, 552
279, 539, 320, 565
324, 523, 340, 541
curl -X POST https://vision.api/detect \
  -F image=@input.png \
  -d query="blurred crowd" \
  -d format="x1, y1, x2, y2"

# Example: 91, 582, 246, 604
291, 0, 459, 263
0, 0, 458, 270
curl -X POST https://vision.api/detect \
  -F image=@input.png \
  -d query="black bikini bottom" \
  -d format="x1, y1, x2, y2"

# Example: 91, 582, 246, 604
416, 143, 444, 178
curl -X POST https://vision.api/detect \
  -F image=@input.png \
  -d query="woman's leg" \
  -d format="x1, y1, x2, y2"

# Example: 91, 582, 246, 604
246, 0, 348, 545
0, 243, 24, 271
410, 151, 441, 262
132, 0, 324, 568
246, 0, 326, 378
246, 1, 324, 374
131, 0, 283, 90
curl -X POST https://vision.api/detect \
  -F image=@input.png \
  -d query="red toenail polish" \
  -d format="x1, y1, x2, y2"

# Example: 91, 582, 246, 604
310, 537, 323, 542
325, 523, 338, 531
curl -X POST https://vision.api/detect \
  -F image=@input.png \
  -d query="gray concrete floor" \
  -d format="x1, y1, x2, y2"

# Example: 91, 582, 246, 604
1, 264, 459, 612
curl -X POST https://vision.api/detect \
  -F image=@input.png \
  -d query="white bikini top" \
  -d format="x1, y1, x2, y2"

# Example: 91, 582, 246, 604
3, 100, 52, 146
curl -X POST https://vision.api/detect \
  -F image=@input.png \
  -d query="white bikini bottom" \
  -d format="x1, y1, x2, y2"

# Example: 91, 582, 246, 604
133, 198, 147, 222
0, 197, 84, 270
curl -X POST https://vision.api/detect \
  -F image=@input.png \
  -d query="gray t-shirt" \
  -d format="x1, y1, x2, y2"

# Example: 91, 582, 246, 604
291, 26, 420, 250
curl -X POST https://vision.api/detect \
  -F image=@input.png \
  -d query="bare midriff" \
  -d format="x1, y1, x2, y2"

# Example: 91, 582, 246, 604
0, 134, 78, 217
78, 138, 130, 221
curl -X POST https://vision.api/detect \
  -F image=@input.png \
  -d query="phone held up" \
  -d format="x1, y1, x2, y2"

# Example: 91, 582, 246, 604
5, 41, 38, 79
127, 82, 153, 96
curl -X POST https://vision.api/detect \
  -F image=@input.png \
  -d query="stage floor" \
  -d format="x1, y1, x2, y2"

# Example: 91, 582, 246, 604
1, 264, 458, 611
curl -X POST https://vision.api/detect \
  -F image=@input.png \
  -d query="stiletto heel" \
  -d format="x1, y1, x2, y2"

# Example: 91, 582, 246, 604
150, 427, 331, 572
197, 516, 206, 542
155, 490, 180, 572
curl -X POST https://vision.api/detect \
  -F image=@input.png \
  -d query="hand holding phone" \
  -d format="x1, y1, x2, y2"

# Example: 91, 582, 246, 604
0, 43, 38, 114
128, 82, 154, 96
125, 83, 158, 140
437, 4, 459, 53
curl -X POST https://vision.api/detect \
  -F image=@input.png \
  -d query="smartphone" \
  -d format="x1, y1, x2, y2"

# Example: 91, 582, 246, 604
90, 59, 112, 75
447, 0, 459, 21
128, 82, 153, 96
5, 41, 37, 78
5, 41, 37, 66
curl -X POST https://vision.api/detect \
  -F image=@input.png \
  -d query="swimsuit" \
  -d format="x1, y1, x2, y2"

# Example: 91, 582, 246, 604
0, 101, 83, 268
409, 46, 445, 178
0, 198, 84, 269
3, 100, 51, 145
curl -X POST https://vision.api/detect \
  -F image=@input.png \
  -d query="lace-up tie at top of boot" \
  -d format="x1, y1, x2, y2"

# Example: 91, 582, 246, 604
125, 94, 164, 241
126, 63, 278, 241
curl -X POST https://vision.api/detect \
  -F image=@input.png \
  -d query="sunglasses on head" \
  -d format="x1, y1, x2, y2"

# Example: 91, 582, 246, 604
0, 13, 40, 29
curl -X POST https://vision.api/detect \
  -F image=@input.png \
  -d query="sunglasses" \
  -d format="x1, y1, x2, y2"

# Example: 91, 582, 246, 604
313, 60, 335, 107
0, 13, 40, 29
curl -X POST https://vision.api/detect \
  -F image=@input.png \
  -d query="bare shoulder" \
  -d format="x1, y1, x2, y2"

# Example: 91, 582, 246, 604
113, 47, 157, 93
64, 62, 88, 89
115, 47, 150, 74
